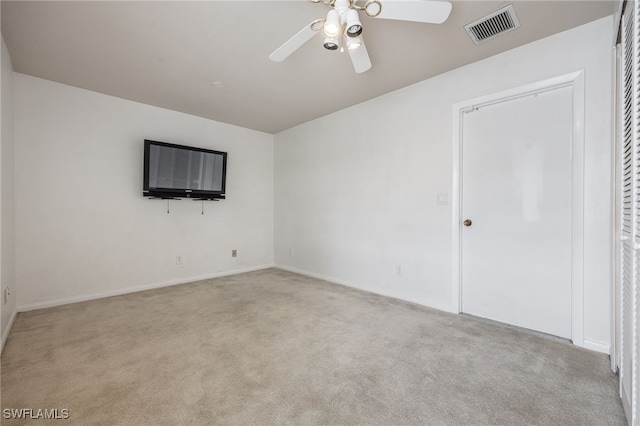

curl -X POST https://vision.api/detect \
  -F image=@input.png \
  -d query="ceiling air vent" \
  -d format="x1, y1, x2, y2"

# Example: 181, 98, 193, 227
464, 4, 520, 45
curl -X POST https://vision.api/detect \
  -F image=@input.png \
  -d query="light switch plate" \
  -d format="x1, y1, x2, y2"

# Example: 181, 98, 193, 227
437, 192, 450, 205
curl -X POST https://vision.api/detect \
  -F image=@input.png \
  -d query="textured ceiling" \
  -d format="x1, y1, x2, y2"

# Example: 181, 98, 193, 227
1, 1, 617, 134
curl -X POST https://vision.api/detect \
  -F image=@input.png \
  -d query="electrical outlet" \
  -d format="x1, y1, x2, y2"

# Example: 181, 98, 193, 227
395, 265, 402, 276
231, 249, 237, 258
4, 287, 10, 305
289, 248, 294, 256
176, 256, 183, 265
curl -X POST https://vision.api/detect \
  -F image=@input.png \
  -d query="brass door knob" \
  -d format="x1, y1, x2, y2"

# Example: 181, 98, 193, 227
463, 219, 472, 227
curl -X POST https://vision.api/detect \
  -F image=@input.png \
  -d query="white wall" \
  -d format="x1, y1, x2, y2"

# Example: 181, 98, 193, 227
274, 17, 614, 351
14, 75, 274, 309
1, 35, 16, 351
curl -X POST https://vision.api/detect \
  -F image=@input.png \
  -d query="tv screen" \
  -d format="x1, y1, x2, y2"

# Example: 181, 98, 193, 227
143, 139, 227, 199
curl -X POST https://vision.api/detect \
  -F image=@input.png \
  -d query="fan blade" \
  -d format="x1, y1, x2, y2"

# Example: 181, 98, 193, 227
348, 39, 372, 74
269, 21, 319, 62
373, 0, 452, 24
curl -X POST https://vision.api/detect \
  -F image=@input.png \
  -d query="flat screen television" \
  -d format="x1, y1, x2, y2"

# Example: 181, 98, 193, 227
143, 139, 227, 200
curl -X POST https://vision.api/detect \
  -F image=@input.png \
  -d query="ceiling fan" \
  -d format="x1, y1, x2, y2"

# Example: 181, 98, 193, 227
269, 0, 453, 74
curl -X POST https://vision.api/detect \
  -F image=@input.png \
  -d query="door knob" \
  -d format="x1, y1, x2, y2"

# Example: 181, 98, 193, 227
463, 219, 472, 227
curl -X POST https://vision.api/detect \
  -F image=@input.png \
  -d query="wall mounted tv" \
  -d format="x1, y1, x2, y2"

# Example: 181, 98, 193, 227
143, 139, 227, 200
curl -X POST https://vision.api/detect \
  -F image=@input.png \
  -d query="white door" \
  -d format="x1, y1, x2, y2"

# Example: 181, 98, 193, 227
461, 85, 573, 339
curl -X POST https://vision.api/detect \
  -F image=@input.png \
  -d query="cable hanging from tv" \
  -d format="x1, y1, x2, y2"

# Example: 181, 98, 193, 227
146, 196, 219, 214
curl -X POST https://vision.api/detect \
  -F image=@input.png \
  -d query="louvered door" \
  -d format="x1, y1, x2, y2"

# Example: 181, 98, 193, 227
620, 2, 639, 424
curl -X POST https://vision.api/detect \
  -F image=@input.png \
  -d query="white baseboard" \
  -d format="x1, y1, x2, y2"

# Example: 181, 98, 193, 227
1, 308, 17, 355
582, 338, 610, 354
275, 264, 453, 314
18, 264, 275, 313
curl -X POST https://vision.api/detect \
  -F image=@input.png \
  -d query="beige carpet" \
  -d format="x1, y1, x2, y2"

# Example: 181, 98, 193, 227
1, 268, 626, 425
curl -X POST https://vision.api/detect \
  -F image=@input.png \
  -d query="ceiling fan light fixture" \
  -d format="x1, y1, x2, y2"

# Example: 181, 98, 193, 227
364, 0, 382, 18
345, 9, 362, 37
323, 35, 339, 50
310, 18, 325, 32
324, 10, 341, 37
269, 0, 452, 73
346, 35, 362, 50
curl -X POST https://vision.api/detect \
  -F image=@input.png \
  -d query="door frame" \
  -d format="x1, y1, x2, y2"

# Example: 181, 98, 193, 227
451, 70, 586, 347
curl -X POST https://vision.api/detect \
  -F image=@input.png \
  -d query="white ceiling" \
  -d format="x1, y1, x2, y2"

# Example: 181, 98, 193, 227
1, 1, 616, 134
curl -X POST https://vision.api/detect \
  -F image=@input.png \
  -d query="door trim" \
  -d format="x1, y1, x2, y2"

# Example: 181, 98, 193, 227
451, 71, 586, 347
